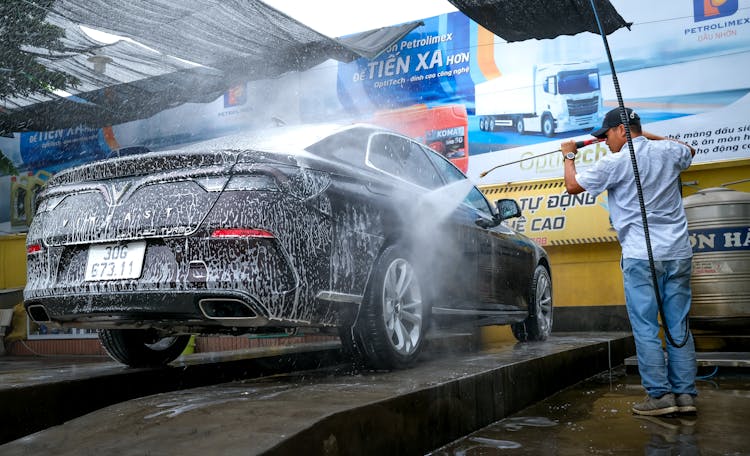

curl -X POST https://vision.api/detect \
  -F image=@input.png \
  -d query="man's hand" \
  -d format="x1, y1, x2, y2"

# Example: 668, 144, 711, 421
561, 140, 578, 156
561, 140, 585, 194
643, 131, 696, 157
642, 131, 664, 141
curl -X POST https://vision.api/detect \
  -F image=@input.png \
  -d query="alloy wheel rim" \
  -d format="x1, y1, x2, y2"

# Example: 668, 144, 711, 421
382, 258, 423, 356
536, 272, 553, 335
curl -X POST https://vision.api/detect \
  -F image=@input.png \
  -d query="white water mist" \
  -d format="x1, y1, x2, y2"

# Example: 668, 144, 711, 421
417, 179, 475, 223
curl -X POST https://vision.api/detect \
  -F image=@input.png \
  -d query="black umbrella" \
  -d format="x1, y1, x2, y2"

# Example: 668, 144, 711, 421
447, 0, 687, 347
446, 0, 629, 42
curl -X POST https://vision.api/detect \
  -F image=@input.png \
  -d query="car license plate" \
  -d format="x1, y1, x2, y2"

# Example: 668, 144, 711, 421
85, 241, 146, 281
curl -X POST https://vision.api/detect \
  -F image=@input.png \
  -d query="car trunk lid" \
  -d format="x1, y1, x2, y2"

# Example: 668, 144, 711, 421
32, 150, 241, 246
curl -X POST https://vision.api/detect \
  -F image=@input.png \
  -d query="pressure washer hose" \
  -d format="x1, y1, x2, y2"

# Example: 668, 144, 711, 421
590, 0, 688, 348
478, 138, 603, 178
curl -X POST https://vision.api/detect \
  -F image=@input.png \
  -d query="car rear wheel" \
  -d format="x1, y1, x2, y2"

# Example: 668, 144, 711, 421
511, 265, 553, 342
346, 244, 427, 370
99, 329, 190, 367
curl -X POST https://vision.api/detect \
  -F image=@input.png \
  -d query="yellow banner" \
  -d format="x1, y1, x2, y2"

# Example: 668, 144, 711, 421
481, 180, 617, 246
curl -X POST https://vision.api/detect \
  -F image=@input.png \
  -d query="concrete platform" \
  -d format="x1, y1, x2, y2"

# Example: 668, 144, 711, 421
0, 332, 634, 455
0, 340, 345, 445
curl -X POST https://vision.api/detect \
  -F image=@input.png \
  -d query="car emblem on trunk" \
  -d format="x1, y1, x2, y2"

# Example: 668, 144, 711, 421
103, 182, 132, 206
98, 182, 132, 229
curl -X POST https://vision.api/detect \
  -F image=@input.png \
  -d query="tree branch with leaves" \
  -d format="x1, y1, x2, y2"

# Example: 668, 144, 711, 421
1, 0, 78, 100
1, 0, 78, 173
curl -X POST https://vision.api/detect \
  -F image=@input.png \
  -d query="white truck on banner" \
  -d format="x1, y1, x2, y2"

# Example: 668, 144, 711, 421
475, 62, 602, 137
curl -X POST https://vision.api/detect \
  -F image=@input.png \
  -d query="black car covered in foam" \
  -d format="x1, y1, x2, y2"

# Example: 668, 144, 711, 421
24, 124, 552, 368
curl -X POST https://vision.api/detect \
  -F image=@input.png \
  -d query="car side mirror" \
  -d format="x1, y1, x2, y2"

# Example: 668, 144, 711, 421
495, 199, 522, 221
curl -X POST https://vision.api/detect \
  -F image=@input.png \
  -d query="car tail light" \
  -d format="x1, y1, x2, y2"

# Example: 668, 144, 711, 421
211, 228, 274, 239
224, 174, 278, 191
27, 243, 43, 254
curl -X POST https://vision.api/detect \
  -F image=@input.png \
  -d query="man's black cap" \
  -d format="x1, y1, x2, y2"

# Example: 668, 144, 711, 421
591, 107, 640, 138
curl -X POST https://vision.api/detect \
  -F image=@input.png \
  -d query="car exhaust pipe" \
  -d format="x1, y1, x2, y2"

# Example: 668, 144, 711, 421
27, 304, 52, 323
198, 299, 257, 319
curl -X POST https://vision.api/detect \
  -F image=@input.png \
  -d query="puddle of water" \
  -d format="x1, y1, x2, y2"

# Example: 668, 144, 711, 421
428, 372, 750, 455
452, 438, 522, 455
469, 437, 522, 449
501, 416, 558, 431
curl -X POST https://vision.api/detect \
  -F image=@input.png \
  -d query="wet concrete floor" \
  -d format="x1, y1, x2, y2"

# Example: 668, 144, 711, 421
430, 368, 750, 455
0, 333, 634, 455
0, 340, 346, 444
4, 333, 748, 455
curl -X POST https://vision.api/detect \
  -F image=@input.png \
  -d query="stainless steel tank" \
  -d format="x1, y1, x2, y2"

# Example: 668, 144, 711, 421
683, 187, 750, 325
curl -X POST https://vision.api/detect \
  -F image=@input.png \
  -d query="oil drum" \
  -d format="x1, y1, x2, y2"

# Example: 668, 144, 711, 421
683, 187, 750, 326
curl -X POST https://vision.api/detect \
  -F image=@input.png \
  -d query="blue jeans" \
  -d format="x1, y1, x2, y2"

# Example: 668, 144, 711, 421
621, 258, 697, 398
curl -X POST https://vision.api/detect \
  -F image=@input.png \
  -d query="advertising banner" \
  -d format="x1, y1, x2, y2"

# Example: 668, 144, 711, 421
2, 0, 750, 240
482, 181, 618, 246
337, 14, 475, 114
336, 1, 750, 185
335, 1, 750, 244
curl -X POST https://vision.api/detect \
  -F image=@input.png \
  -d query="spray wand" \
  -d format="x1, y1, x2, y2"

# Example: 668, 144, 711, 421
479, 138, 605, 178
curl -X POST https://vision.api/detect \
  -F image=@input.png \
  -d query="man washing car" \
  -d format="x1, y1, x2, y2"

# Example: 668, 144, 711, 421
561, 107, 698, 416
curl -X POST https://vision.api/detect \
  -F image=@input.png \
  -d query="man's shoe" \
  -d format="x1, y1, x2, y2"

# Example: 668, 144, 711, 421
675, 393, 697, 414
632, 393, 678, 416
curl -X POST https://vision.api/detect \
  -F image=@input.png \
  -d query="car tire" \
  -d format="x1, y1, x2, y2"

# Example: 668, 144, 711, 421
350, 244, 427, 370
511, 265, 553, 342
99, 329, 191, 367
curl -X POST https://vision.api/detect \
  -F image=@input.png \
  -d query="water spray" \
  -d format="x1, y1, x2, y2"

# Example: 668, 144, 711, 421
479, 138, 604, 179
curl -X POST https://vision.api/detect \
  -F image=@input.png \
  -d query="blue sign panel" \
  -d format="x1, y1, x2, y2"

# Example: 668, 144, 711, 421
19, 126, 112, 171
337, 13, 475, 114
689, 226, 750, 252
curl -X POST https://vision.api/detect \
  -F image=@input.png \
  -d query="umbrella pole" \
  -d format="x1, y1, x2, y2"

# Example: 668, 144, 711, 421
588, 0, 688, 348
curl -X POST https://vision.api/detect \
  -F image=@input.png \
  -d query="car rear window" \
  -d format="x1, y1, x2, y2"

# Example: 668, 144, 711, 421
305, 128, 369, 167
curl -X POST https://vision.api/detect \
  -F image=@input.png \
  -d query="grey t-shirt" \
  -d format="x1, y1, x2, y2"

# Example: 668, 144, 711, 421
575, 136, 693, 260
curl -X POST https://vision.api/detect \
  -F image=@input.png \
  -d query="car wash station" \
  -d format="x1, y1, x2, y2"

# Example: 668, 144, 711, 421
1, 0, 750, 454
